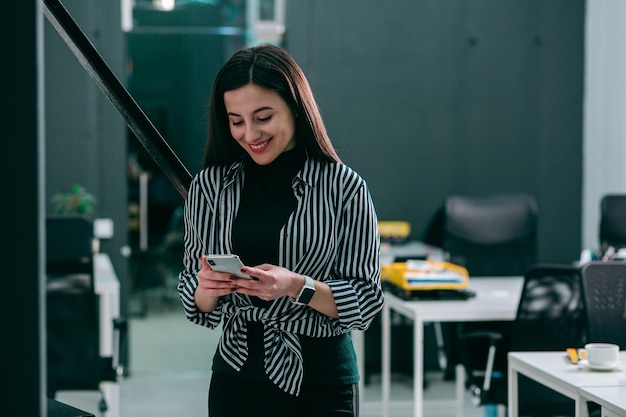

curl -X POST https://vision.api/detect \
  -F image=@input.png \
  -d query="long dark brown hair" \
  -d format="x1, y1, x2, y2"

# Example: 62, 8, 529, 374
202, 43, 341, 168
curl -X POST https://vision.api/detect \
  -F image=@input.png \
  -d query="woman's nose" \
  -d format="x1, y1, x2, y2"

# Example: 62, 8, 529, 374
245, 125, 261, 142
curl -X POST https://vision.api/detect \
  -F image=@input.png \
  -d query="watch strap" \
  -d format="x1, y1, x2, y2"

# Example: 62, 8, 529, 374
293, 275, 316, 305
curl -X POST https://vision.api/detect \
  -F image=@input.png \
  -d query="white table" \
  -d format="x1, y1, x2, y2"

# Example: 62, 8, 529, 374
94, 253, 121, 417
579, 386, 626, 417
508, 351, 626, 417
381, 276, 524, 417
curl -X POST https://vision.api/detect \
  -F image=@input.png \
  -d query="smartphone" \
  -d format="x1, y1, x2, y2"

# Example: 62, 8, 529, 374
205, 254, 251, 279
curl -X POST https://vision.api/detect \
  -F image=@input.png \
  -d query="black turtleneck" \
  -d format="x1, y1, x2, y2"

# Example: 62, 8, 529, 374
216, 147, 306, 379
232, 146, 306, 267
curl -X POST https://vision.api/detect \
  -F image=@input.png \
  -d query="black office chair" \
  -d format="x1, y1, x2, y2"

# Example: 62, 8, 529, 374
46, 215, 126, 412
581, 261, 626, 349
439, 193, 538, 380
599, 194, 626, 256
458, 264, 587, 416
443, 193, 538, 276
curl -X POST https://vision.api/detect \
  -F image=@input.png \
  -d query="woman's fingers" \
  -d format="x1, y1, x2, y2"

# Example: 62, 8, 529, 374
200, 255, 210, 270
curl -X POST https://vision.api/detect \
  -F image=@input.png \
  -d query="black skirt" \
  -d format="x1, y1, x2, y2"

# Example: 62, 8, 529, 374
208, 372, 359, 417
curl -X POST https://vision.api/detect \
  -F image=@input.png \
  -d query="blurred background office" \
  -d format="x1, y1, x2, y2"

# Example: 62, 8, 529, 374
5, 0, 626, 415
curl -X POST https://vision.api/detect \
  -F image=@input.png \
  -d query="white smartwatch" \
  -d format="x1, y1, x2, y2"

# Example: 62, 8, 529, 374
292, 275, 316, 305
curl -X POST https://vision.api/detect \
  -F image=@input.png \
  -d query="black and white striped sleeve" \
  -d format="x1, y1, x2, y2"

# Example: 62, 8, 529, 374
177, 172, 223, 329
327, 172, 384, 332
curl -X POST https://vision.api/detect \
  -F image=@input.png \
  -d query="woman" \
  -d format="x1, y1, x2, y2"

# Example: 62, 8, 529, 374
178, 43, 383, 417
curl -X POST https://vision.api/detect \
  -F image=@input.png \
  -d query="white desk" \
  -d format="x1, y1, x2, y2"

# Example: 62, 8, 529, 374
381, 276, 524, 417
579, 386, 626, 417
94, 253, 121, 417
508, 351, 626, 417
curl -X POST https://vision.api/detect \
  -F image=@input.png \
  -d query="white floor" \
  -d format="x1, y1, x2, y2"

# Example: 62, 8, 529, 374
56, 298, 490, 417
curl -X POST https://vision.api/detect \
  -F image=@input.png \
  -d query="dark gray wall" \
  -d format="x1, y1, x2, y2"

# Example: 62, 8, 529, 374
4, 2, 45, 415
44, 0, 130, 361
286, 0, 585, 263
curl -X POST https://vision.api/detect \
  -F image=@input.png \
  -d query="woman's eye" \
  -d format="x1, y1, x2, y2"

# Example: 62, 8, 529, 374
231, 120, 243, 126
258, 115, 272, 123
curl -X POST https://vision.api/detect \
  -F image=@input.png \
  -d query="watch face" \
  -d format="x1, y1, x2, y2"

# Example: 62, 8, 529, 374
298, 287, 315, 305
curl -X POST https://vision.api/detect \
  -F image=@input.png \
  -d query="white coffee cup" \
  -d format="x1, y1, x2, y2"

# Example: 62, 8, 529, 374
582, 343, 619, 368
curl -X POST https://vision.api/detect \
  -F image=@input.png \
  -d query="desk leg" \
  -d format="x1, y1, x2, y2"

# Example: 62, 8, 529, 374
99, 292, 117, 358
574, 398, 588, 417
413, 318, 424, 417
382, 302, 391, 417
455, 364, 465, 408
101, 381, 120, 417
507, 364, 518, 417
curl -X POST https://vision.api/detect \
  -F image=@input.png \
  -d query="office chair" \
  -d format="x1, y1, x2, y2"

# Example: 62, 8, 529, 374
458, 264, 587, 416
439, 193, 538, 380
443, 193, 538, 276
46, 215, 125, 412
599, 194, 626, 255
581, 261, 626, 349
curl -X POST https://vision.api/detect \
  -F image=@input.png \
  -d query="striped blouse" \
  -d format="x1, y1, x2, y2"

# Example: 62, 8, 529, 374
177, 156, 384, 396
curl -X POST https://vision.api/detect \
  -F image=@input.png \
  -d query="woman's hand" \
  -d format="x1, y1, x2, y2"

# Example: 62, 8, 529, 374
236, 264, 339, 318
234, 264, 303, 301
194, 255, 239, 312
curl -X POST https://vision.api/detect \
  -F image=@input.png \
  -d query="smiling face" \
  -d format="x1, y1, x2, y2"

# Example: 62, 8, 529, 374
224, 83, 297, 166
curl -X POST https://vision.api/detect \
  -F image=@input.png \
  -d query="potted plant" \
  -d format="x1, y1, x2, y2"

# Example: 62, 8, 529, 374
50, 184, 97, 215
49, 184, 100, 254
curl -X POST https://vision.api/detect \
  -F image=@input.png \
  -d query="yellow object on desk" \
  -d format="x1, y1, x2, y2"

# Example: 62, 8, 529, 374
381, 259, 469, 291
378, 221, 411, 243
566, 347, 580, 364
